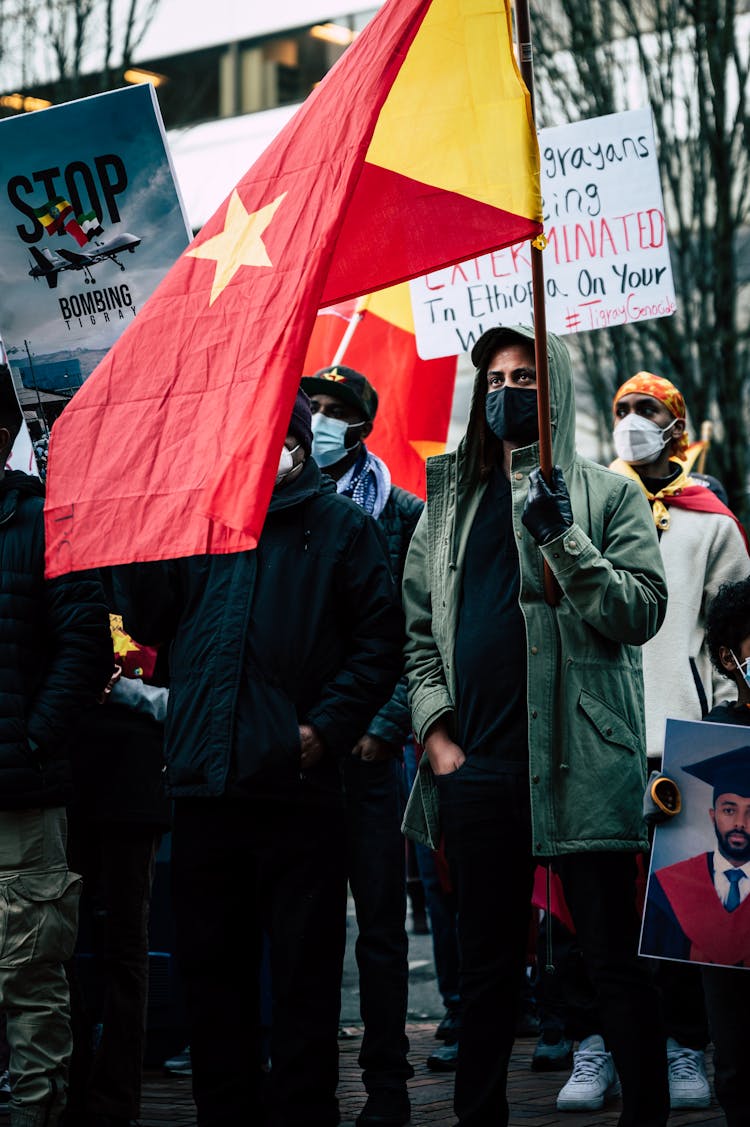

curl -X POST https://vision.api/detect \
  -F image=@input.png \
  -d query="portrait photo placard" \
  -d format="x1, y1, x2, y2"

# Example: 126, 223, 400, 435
641, 717, 750, 969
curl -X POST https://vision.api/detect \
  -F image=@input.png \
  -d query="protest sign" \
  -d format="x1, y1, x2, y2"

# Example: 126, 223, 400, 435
640, 718, 750, 970
0, 334, 37, 475
0, 84, 190, 416
410, 107, 676, 358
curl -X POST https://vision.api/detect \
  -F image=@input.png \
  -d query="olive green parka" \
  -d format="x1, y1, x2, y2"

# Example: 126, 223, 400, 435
402, 326, 668, 855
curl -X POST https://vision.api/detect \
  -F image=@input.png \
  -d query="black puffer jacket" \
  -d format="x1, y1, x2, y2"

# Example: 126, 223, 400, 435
115, 458, 404, 799
378, 486, 425, 584
0, 471, 113, 809
367, 484, 424, 747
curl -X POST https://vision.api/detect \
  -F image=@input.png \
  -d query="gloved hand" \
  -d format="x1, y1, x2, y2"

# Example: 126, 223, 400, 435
110, 677, 169, 724
521, 466, 574, 545
643, 770, 682, 826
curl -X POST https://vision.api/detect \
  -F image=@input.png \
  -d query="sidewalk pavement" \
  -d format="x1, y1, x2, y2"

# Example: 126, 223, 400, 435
140, 1023, 725, 1126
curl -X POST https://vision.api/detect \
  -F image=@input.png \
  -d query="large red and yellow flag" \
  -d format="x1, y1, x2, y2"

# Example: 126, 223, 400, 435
303, 285, 457, 499
45, 0, 542, 576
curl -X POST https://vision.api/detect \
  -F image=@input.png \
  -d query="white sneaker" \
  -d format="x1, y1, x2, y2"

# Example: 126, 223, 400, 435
666, 1038, 711, 1109
556, 1034, 621, 1111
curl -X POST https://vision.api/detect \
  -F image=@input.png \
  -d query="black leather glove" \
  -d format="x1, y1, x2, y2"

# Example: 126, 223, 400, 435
521, 466, 574, 545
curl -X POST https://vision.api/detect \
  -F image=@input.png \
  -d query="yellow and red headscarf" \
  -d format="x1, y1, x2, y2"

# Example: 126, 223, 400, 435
612, 371, 689, 460
611, 372, 748, 549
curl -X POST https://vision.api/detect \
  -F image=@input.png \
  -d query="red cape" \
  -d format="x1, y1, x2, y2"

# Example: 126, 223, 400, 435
666, 486, 749, 551
657, 853, 750, 966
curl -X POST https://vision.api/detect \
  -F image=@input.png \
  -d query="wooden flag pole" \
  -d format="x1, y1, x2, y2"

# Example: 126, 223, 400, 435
696, 420, 712, 475
514, 0, 559, 606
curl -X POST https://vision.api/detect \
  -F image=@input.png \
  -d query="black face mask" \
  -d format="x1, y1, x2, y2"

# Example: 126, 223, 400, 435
485, 387, 539, 443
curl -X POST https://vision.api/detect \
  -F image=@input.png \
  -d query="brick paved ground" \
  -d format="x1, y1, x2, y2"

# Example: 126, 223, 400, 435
140, 1023, 726, 1126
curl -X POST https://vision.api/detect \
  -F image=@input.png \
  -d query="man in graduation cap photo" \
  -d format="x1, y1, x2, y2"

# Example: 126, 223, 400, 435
642, 746, 750, 966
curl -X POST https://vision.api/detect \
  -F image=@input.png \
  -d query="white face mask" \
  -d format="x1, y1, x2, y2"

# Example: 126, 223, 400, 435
613, 414, 678, 466
310, 413, 364, 468
275, 443, 300, 485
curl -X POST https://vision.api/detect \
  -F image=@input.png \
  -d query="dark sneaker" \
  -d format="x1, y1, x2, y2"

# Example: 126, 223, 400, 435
163, 1045, 192, 1076
426, 1041, 459, 1072
435, 1009, 461, 1041
515, 1009, 541, 1038
531, 1032, 574, 1072
356, 1089, 411, 1126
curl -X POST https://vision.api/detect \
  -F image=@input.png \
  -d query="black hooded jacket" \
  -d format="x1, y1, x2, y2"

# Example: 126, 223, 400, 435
115, 458, 404, 799
0, 470, 113, 809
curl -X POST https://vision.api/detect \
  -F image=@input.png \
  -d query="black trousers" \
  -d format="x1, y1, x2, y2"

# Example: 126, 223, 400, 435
66, 820, 158, 1122
437, 765, 670, 1127
535, 913, 600, 1041
342, 755, 412, 1093
702, 966, 750, 1127
536, 903, 711, 1049
172, 796, 348, 1127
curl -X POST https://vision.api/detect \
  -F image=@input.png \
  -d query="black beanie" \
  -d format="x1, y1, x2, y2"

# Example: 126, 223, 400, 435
289, 388, 313, 455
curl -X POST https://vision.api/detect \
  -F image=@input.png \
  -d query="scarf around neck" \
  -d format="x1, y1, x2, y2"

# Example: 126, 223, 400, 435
337, 447, 391, 521
610, 457, 749, 551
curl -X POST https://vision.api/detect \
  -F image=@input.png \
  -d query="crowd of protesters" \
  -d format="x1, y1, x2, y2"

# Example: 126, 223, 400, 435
1, 323, 749, 1127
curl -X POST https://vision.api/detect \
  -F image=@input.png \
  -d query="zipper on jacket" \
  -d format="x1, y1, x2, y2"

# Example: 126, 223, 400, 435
448, 457, 458, 571
302, 499, 313, 552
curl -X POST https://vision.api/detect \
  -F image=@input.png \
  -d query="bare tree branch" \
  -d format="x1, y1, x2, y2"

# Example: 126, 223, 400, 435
0, 0, 162, 95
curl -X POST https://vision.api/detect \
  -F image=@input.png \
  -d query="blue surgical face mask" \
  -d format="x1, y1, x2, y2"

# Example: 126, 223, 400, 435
310, 413, 364, 468
730, 650, 750, 687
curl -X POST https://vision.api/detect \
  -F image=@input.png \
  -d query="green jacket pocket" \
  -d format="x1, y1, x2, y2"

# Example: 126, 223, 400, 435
578, 688, 638, 753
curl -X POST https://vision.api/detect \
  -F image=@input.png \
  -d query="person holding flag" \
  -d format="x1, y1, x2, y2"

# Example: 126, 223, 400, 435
402, 325, 670, 1126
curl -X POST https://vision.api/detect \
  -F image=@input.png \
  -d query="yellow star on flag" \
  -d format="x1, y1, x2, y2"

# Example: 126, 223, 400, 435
187, 190, 286, 306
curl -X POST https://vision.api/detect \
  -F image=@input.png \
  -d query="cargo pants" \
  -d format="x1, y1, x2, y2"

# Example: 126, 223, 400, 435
0, 807, 81, 1127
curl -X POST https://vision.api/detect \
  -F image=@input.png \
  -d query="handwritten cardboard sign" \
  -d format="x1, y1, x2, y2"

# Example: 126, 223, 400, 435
410, 108, 676, 358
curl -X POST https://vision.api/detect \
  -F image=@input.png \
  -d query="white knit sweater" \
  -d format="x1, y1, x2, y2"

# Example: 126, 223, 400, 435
643, 505, 749, 759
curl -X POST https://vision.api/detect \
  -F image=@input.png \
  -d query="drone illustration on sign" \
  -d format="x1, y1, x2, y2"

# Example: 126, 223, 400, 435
28, 233, 142, 289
